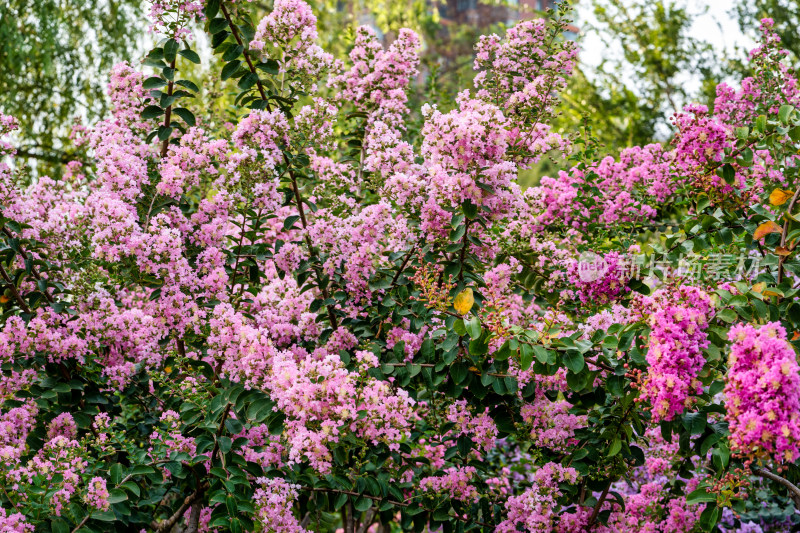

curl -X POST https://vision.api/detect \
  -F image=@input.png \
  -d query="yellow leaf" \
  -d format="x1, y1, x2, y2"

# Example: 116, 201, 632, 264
754, 221, 782, 240
752, 282, 766, 293
0, 295, 9, 304
770, 189, 793, 206
764, 289, 782, 297
776, 246, 793, 256
453, 288, 474, 315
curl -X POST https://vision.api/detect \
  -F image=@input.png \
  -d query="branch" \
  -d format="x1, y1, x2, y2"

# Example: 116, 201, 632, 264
150, 487, 207, 533
219, 0, 339, 330
160, 60, 177, 159
585, 483, 611, 531
751, 466, 800, 507
390, 243, 419, 287
302, 486, 408, 507
0, 262, 31, 314
2, 227, 55, 304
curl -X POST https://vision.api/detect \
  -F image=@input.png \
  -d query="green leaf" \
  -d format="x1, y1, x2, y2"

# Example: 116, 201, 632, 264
494, 341, 511, 361
164, 39, 179, 63
217, 436, 232, 453
226, 495, 237, 515
721, 163, 735, 185
108, 489, 128, 504
520, 344, 533, 371
450, 363, 469, 384
121, 481, 140, 497
354, 496, 372, 512
532, 345, 551, 364
683, 412, 707, 435
469, 337, 488, 356
221, 60, 242, 80
449, 224, 466, 242
209, 18, 228, 34
223, 44, 244, 62
283, 215, 300, 230
462, 200, 479, 219
562, 350, 585, 374
699, 504, 720, 531
141, 105, 164, 119
173, 107, 196, 127
179, 49, 201, 64
717, 308, 736, 323
157, 125, 173, 141
92, 510, 117, 522
464, 316, 481, 339
687, 487, 716, 504
238, 72, 259, 91
143, 76, 167, 90
755, 114, 767, 133
205, 0, 221, 19
51, 518, 70, 533
779, 104, 795, 125
110, 463, 123, 485
607, 437, 622, 457
131, 465, 155, 475
256, 59, 280, 75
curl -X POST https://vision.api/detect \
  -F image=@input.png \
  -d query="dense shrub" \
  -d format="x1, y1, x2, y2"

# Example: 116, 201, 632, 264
2, 2, 800, 532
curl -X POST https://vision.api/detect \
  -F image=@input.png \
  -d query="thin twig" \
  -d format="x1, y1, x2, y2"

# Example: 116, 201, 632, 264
302, 486, 408, 507
0, 262, 31, 314
2, 228, 55, 303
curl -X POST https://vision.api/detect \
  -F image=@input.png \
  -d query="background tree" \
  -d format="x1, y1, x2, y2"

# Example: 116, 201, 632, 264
0, 0, 144, 172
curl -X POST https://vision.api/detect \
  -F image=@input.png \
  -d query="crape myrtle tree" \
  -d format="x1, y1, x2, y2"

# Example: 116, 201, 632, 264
3, 0, 800, 531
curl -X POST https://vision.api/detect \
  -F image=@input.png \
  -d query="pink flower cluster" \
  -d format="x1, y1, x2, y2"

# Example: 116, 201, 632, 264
495, 462, 579, 532
725, 322, 800, 462
445, 400, 498, 452
0, 113, 18, 205
253, 477, 306, 533
149, 410, 197, 462
534, 144, 671, 230
232, 109, 290, 171
266, 350, 416, 473
107, 62, 149, 129
474, 18, 576, 121
640, 285, 715, 422
250, 0, 336, 92
46, 413, 77, 441
331, 26, 420, 128
566, 251, 631, 305
84, 477, 111, 511
521, 389, 585, 452
419, 466, 479, 502
149, 0, 204, 40
0, 508, 32, 533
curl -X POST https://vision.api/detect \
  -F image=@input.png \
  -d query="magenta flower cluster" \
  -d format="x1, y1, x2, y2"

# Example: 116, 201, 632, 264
640, 285, 715, 422
726, 322, 800, 462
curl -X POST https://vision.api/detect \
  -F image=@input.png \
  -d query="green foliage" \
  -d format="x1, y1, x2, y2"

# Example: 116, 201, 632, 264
0, 0, 144, 172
